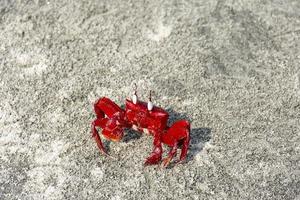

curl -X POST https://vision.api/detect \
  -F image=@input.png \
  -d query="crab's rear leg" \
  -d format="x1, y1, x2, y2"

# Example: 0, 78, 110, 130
178, 129, 190, 163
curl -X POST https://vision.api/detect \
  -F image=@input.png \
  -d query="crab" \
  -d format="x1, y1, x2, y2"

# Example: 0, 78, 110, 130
91, 86, 190, 167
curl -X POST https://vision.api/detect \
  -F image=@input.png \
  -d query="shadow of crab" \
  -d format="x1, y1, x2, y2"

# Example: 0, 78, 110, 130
122, 129, 142, 143
187, 127, 211, 161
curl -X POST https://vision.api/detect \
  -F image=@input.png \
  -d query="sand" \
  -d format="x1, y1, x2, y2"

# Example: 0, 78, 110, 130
0, 0, 299, 199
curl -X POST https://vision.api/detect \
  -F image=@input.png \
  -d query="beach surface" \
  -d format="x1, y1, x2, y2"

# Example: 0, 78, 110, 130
0, 0, 299, 199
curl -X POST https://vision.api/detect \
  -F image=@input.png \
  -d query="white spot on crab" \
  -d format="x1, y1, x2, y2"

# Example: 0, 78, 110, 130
143, 128, 150, 134
132, 124, 139, 131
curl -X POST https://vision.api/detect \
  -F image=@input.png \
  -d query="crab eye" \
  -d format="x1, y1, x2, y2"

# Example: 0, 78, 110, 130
132, 94, 137, 104
147, 101, 153, 111
147, 90, 154, 111
132, 83, 138, 104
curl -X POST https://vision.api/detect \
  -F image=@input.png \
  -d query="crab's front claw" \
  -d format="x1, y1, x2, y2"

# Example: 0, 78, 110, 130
102, 128, 124, 142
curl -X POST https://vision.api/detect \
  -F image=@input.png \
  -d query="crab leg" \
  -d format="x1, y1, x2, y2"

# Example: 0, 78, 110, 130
144, 130, 163, 166
91, 118, 109, 156
179, 129, 190, 162
161, 143, 178, 168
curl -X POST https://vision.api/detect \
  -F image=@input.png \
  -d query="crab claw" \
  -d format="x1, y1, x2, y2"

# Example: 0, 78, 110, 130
102, 128, 124, 142
101, 116, 125, 142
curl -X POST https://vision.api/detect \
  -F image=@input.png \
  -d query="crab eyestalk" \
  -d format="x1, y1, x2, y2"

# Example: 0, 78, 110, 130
132, 83, 138, 104
147, 90, 154, 111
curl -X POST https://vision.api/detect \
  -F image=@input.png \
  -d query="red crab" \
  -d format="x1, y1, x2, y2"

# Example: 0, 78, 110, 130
91, 86, 190, 167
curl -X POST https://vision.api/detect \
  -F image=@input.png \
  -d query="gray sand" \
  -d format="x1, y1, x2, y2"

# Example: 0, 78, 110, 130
0, 0, 299, 199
